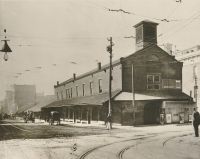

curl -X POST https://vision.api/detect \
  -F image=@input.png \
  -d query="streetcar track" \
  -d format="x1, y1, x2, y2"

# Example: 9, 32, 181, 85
162, 132, 192, 147
77, 135, 156, 159
117, 132, 193, 159
0, 120, 35, 141
78, 130, 193, 159
6, 123, 32, 132
1, 120, 33, 133
116, 137, 159, 159
117, 146, 132, 159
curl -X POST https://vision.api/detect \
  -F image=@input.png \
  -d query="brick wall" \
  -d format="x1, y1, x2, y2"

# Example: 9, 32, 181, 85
122, 46, 183, 92
55, 64, 122, 100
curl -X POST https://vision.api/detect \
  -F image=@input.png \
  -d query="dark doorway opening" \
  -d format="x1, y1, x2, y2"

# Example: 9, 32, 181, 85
144, 101, 162, 124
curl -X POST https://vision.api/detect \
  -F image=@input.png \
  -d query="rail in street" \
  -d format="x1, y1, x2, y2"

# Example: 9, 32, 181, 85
77, 131, 194, 159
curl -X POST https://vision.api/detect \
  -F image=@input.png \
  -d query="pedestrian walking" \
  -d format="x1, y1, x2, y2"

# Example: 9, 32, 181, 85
192, 108, 200, 137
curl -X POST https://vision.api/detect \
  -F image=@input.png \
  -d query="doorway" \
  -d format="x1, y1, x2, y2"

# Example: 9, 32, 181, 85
144, 101, 162, 124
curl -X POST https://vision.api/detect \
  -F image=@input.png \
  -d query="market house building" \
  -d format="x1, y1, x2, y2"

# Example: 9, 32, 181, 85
42, 20, 194, 125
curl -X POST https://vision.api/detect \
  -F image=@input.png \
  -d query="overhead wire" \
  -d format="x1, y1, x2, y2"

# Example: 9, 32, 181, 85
0, 1, 197, 43
165, 3, 180, 19
1, 1, 199, 50
160, 10, 200, 41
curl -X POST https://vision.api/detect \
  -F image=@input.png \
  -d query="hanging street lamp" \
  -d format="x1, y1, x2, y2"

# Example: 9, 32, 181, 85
0, 29, 12, 61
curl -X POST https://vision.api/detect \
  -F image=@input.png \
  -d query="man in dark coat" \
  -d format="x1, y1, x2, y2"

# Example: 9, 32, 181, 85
192, 108, 200, 137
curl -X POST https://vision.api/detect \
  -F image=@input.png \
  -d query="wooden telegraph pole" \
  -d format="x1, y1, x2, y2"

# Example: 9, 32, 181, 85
194, 65, 198, 109
106, 37, 114, 129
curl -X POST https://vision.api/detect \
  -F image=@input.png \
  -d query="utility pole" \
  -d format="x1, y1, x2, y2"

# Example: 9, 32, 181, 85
131, 63, 136, 125
106, 37, 114, 129
194, 65, 198, 109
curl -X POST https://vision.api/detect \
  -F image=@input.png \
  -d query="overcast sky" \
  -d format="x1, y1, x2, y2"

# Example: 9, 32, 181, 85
0, 0, 200, 100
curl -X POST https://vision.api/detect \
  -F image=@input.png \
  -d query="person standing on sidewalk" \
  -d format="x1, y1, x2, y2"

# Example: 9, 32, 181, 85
106, 113, 112, 130
192, 108, 200, 137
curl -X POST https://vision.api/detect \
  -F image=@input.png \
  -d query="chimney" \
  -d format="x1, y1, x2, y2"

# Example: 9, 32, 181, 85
97, 62, 101, 70
73, 73, 76, 80
134, 20, 158, 51
57, 81, 59, 86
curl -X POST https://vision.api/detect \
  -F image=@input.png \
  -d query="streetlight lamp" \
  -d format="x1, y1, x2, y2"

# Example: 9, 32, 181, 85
0, 29, 12, 61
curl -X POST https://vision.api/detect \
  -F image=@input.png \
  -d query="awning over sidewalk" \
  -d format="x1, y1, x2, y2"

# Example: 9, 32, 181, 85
114, 91, 192, 101
43, 90, 121, 109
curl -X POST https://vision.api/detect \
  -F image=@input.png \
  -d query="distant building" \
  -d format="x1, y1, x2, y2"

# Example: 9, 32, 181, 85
173, 45, 200, 111
43, 20, 193, 125
14, 84, 36, 111
0, 100, 4, 113
4, 90, 15, 114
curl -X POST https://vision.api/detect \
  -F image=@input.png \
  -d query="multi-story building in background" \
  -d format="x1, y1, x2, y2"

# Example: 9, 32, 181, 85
14, 84, 36, 112
4, 90, 15, 114
0, 100, 4, 114
0, 85, 36, 114
43, 20, 193, 125
173, 45, 200, 111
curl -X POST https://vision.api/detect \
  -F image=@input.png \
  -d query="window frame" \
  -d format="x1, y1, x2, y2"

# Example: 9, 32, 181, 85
76, 85, 79, 97
98, 79, 103, 93
90, 81, 93, 95
61, 91, 63, 100
57, 92, 59, 100
147, 73, 161, 90
70, 88, 73, 98
82, 83, 85, 96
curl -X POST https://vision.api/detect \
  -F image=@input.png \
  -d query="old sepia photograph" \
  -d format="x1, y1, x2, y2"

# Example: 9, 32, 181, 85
0, 0, 200, 158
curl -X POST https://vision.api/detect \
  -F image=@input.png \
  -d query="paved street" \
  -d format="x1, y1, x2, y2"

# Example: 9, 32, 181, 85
0, 119, 200, 159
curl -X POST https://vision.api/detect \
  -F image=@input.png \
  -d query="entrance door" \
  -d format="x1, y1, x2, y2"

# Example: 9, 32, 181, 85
144, 101, 161, 124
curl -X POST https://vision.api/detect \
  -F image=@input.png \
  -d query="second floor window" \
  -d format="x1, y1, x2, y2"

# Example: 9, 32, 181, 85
57, 92, 59, 100
90, 82, 93, 95
66, 89, 68, 99
70, 88, 73, 98
82, 84, 85, 96
66, 89, 70, 99
162, 79, 181, 89
147, 74, 161, 90
98, 79, 103, 93
76, 86, 78, 97
61, 91, 63, 100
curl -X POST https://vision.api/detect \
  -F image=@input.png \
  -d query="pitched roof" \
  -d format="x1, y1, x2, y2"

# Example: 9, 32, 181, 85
134, 20, 158, 28
114, 91, 192, 101
28, 95, 56, 112
55, 44, 178, 88
122, 44, 178, 62
42, 90, 121, 109
55, 59, 121, 87
16, 103, 36, 114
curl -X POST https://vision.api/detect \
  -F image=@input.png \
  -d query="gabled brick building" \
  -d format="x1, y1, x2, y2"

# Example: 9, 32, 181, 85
42, 20, 193, 125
